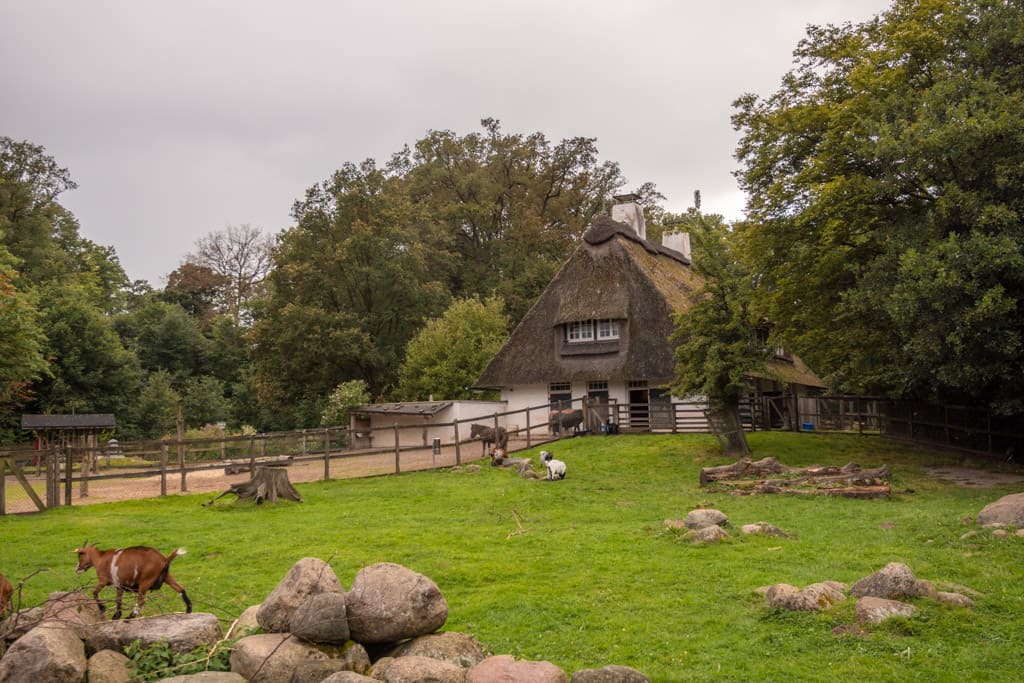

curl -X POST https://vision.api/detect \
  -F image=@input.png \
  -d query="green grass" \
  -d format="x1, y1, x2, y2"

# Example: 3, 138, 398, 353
2, 432, 1023, 682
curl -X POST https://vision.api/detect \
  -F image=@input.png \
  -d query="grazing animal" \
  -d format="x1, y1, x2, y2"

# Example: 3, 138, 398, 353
548, 408, 584, 436
540, 450, 567, 480
73, 543, 192, 620
0, 572, 12, 616
489, 446, 507, 466
470, 423, 508, 455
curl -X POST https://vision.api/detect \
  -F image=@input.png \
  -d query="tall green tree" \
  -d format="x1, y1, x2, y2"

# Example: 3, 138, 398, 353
0, 236, 47, 418
394, 296, 509, 401
732, 0, 1024, 411
253, 158, 449, 426
409, 118, 627, 320
670, 208, 766, 455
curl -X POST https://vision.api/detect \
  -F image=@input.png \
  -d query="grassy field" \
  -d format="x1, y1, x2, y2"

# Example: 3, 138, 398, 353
2, 432, 1023, 682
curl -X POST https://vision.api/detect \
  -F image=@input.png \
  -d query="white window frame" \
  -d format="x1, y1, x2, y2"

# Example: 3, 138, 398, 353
565, 319, 620, 343
597, 319, 619, 340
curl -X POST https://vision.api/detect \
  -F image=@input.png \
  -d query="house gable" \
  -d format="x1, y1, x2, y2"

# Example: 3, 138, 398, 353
475, 214, 700, 389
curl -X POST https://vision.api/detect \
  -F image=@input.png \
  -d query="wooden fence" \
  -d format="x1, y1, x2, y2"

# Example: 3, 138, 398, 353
8, 394, 1016, 514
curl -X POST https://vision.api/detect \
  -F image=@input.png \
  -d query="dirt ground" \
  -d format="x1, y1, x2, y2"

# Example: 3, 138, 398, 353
4, 436, 552, 512
921, 465, 1024, 488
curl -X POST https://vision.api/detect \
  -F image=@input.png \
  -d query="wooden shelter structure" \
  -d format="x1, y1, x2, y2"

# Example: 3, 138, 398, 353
19, 413, 116, 506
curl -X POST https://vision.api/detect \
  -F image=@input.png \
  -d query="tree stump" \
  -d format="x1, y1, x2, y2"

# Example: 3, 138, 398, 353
203, 466, 303, 506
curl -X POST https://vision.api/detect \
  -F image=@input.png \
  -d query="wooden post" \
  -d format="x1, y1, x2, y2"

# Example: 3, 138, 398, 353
64, 447, 72, 506
672, 402, 678, 434
48, 448, 58, 508
525, 410, 531, 449
453, 421, 462, 466
323, 428, 330, 481
177, 404, 187, 492
0, 458, 6, 515
248, 436, 256, 473
393, 424, 401, 473
160, 442, 168, 497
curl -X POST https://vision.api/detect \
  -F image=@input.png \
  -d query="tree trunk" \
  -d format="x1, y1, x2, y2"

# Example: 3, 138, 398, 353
705, 404, 750, 456
203, 466, 302, 506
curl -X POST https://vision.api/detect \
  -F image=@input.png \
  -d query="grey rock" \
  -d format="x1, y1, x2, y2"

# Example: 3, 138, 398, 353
689, 525, 729, 543
346, 563, 447, 644
85, 612, 222, 656
388, 631, 487, 668
977, 492, 1024, 526
371, 655, 466, 683
257, 557, 346, 633
855, 596, 916, 625
684, 509, 728, 530
86, 649, 132, 683
0, 624, 87, 683
467, 655, 567, 683
291, 591, 350, 644
850, 563, 924, 600
571, 664, 651, 682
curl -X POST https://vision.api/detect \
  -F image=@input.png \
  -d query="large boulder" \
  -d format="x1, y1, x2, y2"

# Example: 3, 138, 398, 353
346, 563, 447, 644
855, 597, 916, 625
689, 525, 729, 543
85, 612, 222, 656
321, 673, 376, 683
571, 664, 651, 682
850, 563, 926, 600
291, 592, 350, 644
467, 654, 567, 683
976, 492, 1024, 527
371, 654, 466, 683
159, 674, 247, 682
0, 606, 43, 642
230, 633, 368, 683
684, 509, 728, 530
86, 649, 132, 683
226, 604, 260, 640
765, 582, 846, 612
289, 645, 372, 683
0, 624, 87, 683
388, 631, 487, 668
42, 591, 104, 637
257, 557, 346, 633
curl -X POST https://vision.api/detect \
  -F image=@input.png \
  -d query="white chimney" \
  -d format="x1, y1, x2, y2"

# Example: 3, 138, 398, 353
611, 193, 646, 239
662, 231, 691, 261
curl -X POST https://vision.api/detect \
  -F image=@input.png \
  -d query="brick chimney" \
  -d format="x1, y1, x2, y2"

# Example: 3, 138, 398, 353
611, 193, 646, 239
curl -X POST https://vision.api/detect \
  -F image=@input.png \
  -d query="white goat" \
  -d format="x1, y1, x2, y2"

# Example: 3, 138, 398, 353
540, 450, 566, 480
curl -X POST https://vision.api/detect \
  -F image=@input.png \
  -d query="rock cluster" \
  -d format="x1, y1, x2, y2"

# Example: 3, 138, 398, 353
664, 508, 793, 544
762, 562, 977, 628
0, 559, 650, 683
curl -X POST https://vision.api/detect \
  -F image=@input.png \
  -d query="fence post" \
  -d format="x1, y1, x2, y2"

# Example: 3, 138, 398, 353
453, 421, 462, 466
0, 458, 5, 515
64, 448, 72, 506
323, 428, 330, 481
525, 411, 531, 449
394, 424, 401, 473
160, 442, 168, 497
248, 436, 256, 473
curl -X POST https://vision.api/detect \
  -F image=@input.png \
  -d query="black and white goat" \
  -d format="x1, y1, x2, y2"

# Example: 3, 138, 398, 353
540, 450, 566, 480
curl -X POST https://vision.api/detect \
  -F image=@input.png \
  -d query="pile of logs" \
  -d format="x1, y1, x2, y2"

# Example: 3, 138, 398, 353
699, 457, 891, 498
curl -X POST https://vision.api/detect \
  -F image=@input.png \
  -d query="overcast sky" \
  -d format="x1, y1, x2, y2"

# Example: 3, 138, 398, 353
1, 1, 892, 286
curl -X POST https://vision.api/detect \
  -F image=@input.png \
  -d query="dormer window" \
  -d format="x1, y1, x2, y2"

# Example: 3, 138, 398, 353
565, 319, 620, 342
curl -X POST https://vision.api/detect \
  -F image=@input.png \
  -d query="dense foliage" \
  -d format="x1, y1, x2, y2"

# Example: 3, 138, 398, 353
733, 0, 1024, 411
2, 121, 649, 439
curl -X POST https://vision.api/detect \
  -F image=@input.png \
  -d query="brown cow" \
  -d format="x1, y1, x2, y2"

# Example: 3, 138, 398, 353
73, 543, 192, 619
0, 572, 12, 616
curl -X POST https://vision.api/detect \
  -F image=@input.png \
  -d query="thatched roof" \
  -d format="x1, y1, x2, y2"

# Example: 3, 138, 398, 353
21, 414, 116, 430
475, 213, 824, 392
475, 216, 701, 388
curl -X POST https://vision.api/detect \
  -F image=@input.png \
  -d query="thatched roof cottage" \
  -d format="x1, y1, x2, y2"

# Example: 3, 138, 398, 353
473, 194, 823, 432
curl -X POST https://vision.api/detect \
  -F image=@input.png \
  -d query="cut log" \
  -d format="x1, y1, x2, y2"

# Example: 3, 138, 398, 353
699, 457, 786, 486
203, 466, 302, 506
699, 458, 891, 498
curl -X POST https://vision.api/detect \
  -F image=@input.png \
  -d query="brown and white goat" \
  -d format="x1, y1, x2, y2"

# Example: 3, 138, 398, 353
0, 572, 13, 616
72, 543, 192, 619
